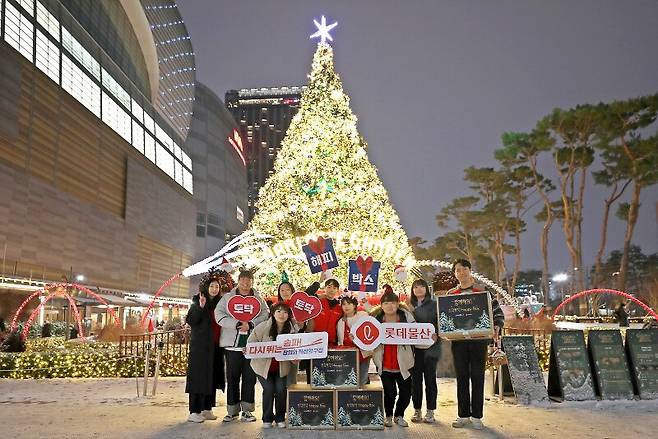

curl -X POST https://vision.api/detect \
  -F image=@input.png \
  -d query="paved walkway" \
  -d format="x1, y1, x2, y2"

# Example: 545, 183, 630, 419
1, 375, 657, 438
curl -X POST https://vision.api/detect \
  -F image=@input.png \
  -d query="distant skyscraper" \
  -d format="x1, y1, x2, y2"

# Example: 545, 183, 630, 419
225, 86, 304, 220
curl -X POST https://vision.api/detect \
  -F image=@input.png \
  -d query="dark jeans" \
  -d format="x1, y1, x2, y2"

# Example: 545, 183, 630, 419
381, 371, 412, 417
258, 372, 287, 423
451, 340, 488, 419
412, 348, 438, 410
224, 349, 257, 415
189, 392, 214, 414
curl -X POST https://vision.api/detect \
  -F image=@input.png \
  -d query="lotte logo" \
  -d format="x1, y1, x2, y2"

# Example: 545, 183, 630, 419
351, 316, 382, 351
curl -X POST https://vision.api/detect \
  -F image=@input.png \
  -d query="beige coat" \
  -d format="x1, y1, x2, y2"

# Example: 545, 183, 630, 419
365, 309, 416, 379
247, 319, 297, 379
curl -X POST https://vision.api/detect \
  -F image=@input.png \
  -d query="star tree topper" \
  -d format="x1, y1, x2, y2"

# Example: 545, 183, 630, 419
310, 15, 338, 44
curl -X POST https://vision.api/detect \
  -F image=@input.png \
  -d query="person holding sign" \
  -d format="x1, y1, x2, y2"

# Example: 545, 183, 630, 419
215, 270, 269, 423
407, 279, 440, 424
247, 302, 298, 429
367, 290, 415, 428
308, 277, 343, 346
337, 295, 371, 386
185, 268, 234, 423
447, 259, 505, 430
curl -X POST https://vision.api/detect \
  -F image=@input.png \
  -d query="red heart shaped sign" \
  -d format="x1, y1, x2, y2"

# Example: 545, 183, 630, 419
351, 316, 382, 351
227, 295, 261, 322
289, 291, 322, 323
308, 236, 326, 256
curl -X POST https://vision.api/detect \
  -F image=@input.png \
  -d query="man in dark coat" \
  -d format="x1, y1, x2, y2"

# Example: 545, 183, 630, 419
185, 268, 234, 423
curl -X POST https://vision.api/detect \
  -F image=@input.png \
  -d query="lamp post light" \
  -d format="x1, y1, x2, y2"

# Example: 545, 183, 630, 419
552, 273, 569, 316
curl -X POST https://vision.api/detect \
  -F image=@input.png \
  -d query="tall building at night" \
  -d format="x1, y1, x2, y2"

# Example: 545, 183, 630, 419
0, 0, 236, 325
225, 86, 304, 220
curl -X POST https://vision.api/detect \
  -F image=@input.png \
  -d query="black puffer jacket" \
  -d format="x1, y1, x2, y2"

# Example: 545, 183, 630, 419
411, 296, 441, 359
185, 294, 222, 394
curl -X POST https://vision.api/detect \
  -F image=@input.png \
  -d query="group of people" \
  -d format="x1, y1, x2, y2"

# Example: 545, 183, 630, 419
185, 258, 505, 430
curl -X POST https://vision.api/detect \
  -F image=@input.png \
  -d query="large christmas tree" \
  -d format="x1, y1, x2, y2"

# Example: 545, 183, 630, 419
246, 35, 414, 290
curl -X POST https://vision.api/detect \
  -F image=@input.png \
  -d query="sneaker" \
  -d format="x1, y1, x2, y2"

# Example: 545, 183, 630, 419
452, 417, 471, 428
222, 414, 238, 422
276, 422, 286, 428
411, 409, 423, 423
424, 410, 436, 423
394, 417, 409, 427
262, 422, 273, 429
241, 411, 257, 422
187, 413, 205, 423
384, 417, 394, 427
201, 410, 217, 420
471, 417, 483, 430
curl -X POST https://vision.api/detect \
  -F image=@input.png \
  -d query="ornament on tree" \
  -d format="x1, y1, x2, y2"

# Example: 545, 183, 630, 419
394, 264, 408, 282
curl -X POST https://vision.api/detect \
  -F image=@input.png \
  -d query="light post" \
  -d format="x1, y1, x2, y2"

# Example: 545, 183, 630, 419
552, 273, 569, 316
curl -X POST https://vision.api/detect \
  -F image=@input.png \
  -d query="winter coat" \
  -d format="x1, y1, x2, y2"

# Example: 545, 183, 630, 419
247, 319, 298, 379
366, 307, 416, 379
410, 295, 441, 359
336, 311, 369, 346
185, 294, 224, 394
215, 287, 269, 349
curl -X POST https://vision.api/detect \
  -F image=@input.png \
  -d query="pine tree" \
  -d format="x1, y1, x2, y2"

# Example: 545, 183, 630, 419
246, 42, 415, 290
440, 312, 456, 332
345, 367, 358, 386
476, 311, 491, 329
337, 406, 353, 426
321, 408, 334, 426
370, 407, 385, 426
312, 366, 327, 386
288, 407, 303, 427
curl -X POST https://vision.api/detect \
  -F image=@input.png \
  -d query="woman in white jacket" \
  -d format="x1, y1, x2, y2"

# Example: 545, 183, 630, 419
336, 295, 370, 386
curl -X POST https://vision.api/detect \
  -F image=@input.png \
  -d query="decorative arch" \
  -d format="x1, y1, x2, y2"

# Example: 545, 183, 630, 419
551, 288, 658, 321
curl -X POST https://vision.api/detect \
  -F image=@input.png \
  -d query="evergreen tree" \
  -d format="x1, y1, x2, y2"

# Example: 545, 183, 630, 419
321, 408, 334, 426
475, 311, 491, 329
370, 407, 385, 426
312, 366, 327, 386
439, 312, 456, 332
337, 406, 353, 426
288, 407, 303, 427
345, 367, 358, 386
246, 42, 414, 290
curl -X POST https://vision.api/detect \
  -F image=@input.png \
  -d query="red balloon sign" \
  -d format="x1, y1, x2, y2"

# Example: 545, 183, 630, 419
227, 295, 261, 322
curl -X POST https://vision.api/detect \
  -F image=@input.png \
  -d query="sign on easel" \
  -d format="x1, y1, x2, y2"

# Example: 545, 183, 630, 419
547, 330, 596, 401
626, 329, 658, 399
588, 330, 634, 400
501, 336, 549, 404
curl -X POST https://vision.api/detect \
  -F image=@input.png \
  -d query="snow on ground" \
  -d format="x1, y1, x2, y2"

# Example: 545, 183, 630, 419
1, 375, 657, 439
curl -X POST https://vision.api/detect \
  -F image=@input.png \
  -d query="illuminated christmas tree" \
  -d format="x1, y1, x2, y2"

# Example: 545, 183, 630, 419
246, 21, 414, 291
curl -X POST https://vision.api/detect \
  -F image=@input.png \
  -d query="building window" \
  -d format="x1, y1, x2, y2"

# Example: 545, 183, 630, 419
183, 168, 193, 194
35, 29, 59, 83
155, 142, 175, 179
143, 112, 155, 134
131, 98, 144, 123
236, 206, 244, 224
144, 132, 156, 163
4, 3, 34, 61
36, 0, 59, 41
155, 124, 173, 151
102, 68, 130, 109
62, 28, 100, 80
18, 0, 34, 17
196, 213, 206, 237
132, 121, 144, 153
61, 54, 101, 117
102, 92, 131, 143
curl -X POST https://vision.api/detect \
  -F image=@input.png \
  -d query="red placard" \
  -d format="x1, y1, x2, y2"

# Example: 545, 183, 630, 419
289, 291, 322, 323
227, 295, 261, 322
351, 316, 382, 351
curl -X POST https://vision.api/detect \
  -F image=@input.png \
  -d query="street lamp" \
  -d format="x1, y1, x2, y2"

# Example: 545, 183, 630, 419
75, 274, 85, 282
552, 273, 569, 315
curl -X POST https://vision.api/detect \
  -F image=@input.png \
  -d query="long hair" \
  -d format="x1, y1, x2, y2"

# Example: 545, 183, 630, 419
268, 302, 293, 339
277, 281, 295, 302
409, 279, 430, 307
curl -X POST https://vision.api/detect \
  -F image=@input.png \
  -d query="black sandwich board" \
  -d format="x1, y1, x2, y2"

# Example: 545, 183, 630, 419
547, 330, 596, 401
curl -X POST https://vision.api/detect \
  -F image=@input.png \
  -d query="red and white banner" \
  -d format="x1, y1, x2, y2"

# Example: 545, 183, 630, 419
227, 295, 261, 322
351, 317, 434, 350
289, 291, 322, 323
243, 332, 328, 360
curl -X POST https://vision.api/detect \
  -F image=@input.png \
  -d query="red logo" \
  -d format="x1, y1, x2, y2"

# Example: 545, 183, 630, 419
289, 291, 322, 323
352, 316, 382, 351
227, 295, 261, 322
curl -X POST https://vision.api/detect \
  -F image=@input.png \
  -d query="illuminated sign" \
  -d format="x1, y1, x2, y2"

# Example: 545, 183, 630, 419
228, 129, 247, 166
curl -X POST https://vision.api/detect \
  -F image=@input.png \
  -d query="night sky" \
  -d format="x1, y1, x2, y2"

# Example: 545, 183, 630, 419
177, 0, 658, 271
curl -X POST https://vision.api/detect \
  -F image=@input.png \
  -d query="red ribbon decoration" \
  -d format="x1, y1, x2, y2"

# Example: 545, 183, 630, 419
308, 236, 328, 272
355, 255, 374, 292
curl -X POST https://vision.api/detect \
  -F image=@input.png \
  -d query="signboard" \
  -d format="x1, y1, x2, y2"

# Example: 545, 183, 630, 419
287, 385, 335, 429
547, 330, 596, 401
302, 237, 339, 274
350, 317, 434, 350
243, 332, 328, 361
501, 336, 549, 404
289, 291, 322, 323
626, 329, 658, 399
437, 292, 493, 340
336, 386, 385, 430
310, 349, 359, 389
348, 257, 380, 292
588, 330, 634, 400
226, 295, 261, 322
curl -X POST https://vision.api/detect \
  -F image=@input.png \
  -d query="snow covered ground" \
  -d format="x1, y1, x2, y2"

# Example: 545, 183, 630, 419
1, 375, 657, 438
